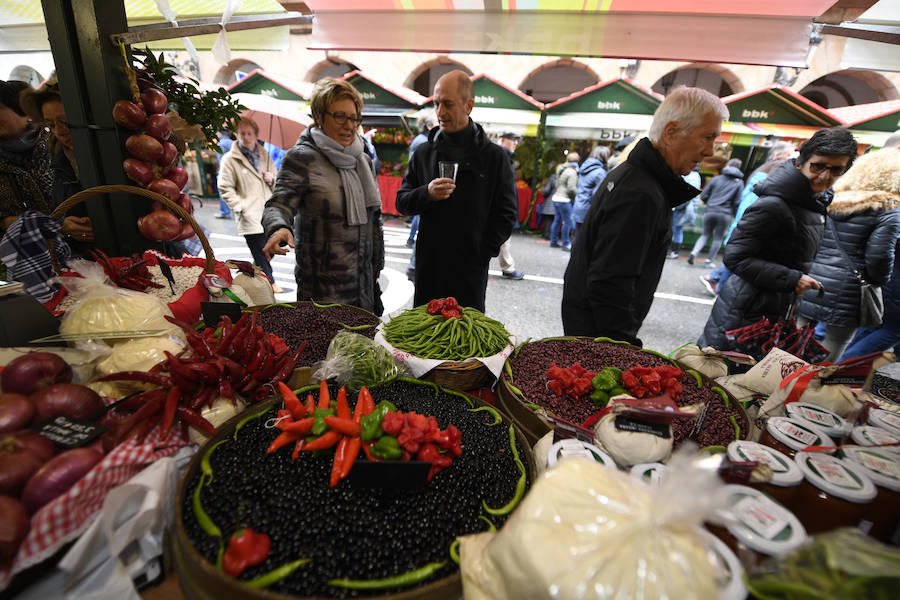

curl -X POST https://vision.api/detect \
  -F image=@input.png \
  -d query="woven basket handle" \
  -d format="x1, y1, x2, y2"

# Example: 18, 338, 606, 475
51, 184, 215, 274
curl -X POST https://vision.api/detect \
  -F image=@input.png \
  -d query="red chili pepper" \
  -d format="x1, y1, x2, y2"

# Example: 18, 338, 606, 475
361, 440, 379, 461
279, 417, 314, 434
175, 406, 217, 436
330, 436, 349, 487
291, 440, 303, 460
426, 299, 444, 315
222, 527, 271, 578
269, 340, 307, 384
267, 430, 302, 453
93, 371, 173, 387
382, 411, 404, 436
335, 387, 350, 420
279, 382, 306, 419
547, 379, 564, 397
358, 386, 375, 415
116, 389, 167, 444
301, 429, 341, 451
442, 296, 459, 311
159, 386, 181, 440
317, 380, 331, 410
324, 416, 361, 437
341, 437, 361, 479
569, 362, 587, 377
441, 307, 461, 320
304, 394, 316, 415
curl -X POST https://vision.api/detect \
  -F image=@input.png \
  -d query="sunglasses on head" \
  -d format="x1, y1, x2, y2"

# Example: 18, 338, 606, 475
806, 162, 847, 177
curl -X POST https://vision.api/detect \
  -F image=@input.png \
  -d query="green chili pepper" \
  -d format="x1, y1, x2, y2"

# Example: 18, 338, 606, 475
478, 515, 498, 532
449, 539, 460, 565
729, 414, 741, 439
686, 369, 704, 388
360, 400, 397, 440
311, 300, 342, 309
201, 439, 228, 480
234, 406, 270, 440
711, 386, 731, 409
609, 386, 627, 397
593, 336, 628, 345
192, 475, 222, 538
507, 383, 526, 399
642, 348, 677, 364
246, 558, 310, 588
312, 407, 337, 436
524, 402, 543, 412
483, 425, 527, 516
328, 561, 447, 590
504, 360, 513, 381
469, 405, 502, 426
371, 435, 403, 460
339, 322, 375, 331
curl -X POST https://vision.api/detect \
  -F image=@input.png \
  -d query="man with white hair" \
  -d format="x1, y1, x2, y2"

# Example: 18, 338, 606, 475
562, 87, 728, 345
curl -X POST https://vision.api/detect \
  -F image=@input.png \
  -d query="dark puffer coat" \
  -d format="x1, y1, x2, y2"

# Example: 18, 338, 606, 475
698, 161, 830, 349
396, 120, 517, 312
700, 165, 744, 216
562, 138, 700, 346
796, 190, 900, 327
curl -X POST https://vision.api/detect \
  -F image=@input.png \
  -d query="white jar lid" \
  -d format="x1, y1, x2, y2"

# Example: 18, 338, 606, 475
696, 528, 747, 600
842, 447, 900, 492
849, 426, 900, 458
716, 484, 807, 556
765, 417, 834, 453
547, 439, 615, 469
785, 402, 850, 437
868, 409, 900, 437
795, 452, 877, 503
728, 440, 803, 487
629, 462, 668, 486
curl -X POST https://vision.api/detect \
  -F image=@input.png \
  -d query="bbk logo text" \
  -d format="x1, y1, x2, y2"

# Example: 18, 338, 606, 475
597, 101, 622, 110
742, 109, 771, 119
475, 95, 496, 104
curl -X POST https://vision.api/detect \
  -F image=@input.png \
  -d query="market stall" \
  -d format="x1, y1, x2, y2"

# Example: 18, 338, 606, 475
830, 99, 900, 148
225, 68, 313, 102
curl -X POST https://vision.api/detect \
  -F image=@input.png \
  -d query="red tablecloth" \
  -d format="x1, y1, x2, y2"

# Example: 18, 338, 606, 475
378, 175, 403, 216
518, 187, 543, 229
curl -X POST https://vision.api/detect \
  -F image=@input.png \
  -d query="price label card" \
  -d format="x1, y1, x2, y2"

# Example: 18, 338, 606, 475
201, 301, 243, 329
857, 451, 900, 480
811, 456, 860, 489
37, 415, 105, 448
776, 421, 818, 446
798, 406, 835, 427
733, 495, 790, 540
741, 447, 788, 473
614, 416, 671, 439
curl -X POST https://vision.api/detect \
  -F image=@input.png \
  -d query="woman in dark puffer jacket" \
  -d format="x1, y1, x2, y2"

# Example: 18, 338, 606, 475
698, 128, 858, 350
796, 148, 900, 361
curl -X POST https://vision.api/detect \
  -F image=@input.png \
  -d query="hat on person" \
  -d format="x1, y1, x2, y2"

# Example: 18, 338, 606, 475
500, 131, 521, 141
614, 135, 635, 152
19, 76, 61, 123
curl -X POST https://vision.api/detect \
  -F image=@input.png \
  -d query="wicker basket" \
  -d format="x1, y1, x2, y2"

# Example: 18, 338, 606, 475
420, 359, 494, 392
50, 184, 216, 274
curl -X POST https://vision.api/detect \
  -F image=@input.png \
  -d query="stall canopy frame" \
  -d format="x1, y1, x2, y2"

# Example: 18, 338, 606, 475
227, 68, 314, 101
339, 70, 426, 131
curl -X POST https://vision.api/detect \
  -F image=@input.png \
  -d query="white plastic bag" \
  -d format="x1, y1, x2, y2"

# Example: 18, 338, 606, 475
671, 344, 729, 379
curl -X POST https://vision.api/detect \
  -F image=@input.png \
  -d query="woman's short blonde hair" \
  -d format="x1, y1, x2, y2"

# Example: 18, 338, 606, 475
310, 78, 363, 128
237, 117, 259, 135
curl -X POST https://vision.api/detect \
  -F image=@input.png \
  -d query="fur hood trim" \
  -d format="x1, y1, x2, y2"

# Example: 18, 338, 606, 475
828, 190, 900, 216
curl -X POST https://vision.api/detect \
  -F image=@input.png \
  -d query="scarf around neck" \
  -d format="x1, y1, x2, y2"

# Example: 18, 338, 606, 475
310, 127, 380, 226
238, 142, 260, 171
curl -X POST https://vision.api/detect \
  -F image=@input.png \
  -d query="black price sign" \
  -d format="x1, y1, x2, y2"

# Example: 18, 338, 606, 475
37, 415, 106, 448
614, 416, 670, 439
201, 301, 243, 329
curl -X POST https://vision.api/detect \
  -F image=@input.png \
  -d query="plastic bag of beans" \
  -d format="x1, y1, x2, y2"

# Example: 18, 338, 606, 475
670, 344, 729, 379
313, 331, 406, 390
460, 450, 731, 600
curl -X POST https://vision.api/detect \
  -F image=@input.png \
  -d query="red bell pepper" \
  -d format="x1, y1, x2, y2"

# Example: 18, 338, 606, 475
426, 299, 444, 315
222, 527, 271, 577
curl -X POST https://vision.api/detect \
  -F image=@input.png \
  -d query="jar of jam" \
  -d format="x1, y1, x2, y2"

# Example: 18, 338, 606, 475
760, 417, 834, 458
727, 441, 803, 507
868, 408, 900, 438
695, 528, 747, 600
547, 439, 616, 470
841, 447, 900, 543
849, 426, 900, 458
629, 462, 668, 486
709, 484, 808, 561
784, 402, 850, 439
793, 452, 876, 535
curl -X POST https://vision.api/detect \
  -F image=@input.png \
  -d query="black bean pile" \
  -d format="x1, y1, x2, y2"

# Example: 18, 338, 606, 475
507, 339, 746, 447
181, 380, 529, 597
256, 304, 381, 367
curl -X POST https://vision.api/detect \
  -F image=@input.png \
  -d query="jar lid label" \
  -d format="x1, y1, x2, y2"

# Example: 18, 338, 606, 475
776, 420, 818, 446
740, 447, 789, 473
810, 455, 860, 489
797, 406, 836, 427
733, 495, 790, 541
856, 450, 900, 480
880, 411, 900, 429
859, 427, 899, 446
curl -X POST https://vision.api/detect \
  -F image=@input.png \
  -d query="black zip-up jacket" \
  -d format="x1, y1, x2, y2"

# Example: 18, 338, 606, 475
699, 161, 831, 349
700, 165, 744, 216
396, 120, 517, 312
561, 137, 700, 346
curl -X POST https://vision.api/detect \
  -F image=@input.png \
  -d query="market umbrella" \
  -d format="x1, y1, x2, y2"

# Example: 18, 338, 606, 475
231, 92, 312, 149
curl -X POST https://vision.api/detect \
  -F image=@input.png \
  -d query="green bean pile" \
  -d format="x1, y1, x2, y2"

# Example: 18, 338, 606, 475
384, 305, 511, 360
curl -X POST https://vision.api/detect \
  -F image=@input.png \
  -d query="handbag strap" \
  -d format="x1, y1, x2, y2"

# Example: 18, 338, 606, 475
827, 218, 867, 284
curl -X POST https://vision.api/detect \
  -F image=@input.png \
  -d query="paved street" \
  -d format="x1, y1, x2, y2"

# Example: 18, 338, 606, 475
193, 200, 718, 355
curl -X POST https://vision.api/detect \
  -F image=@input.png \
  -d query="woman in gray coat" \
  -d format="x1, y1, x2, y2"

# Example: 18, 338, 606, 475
262, 78, 384, 313
797, 148, 900, 361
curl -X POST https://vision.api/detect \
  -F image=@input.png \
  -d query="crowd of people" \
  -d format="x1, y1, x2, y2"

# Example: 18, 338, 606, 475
3, 69, 899, 363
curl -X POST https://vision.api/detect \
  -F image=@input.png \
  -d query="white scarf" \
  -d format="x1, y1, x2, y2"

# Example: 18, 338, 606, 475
310, 127, 380, 226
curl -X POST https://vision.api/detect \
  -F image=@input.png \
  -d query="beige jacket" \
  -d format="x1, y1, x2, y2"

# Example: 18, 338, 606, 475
217, 143, 275, 235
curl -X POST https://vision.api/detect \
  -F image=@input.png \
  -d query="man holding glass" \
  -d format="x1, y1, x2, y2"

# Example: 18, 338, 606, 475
397, 70, 517, 312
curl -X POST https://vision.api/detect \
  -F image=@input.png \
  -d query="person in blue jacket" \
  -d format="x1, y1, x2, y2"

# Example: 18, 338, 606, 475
572, 145, 609, 232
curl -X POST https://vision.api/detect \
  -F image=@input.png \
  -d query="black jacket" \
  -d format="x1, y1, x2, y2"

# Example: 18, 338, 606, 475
561, 138, 700, 346
699, 161, 830, 349
700, 165, 744, 216
396, 120, 517, 312
797, 190, 900, 327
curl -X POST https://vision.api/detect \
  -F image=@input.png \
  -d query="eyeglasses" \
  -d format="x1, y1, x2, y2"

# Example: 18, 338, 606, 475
325, 112, 362, 126
806, 162, 847, 177
45, 118, 68, 132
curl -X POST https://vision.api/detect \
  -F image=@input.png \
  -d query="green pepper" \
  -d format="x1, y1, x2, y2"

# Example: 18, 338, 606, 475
328, 561, 447, 590
360, 400, 396, 440
589, 389, 609, 407
371, 435, 402, 460
609, 386, 627, 397
246, 558, 310, 588
311, 407, 336, 436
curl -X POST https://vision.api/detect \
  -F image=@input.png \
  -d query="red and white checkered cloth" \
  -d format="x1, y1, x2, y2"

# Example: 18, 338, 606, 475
0, 428, 193, 591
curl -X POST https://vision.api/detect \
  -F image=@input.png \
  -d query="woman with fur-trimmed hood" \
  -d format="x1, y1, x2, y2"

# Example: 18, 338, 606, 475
797, 148, 900, 361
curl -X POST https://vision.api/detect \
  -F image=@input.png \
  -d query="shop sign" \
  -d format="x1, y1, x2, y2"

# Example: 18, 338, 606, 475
475, 95, 496, 105
360, 91, 377, 101
742, 109, 771, 120
597, 100, 623, 110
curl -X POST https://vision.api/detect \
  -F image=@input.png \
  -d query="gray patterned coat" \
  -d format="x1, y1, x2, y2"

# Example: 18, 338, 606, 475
262, 128, 384, 312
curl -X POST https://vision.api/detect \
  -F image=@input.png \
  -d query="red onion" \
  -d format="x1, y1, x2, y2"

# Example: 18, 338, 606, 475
166, 166, 189, 191
147, 177, 181, 202
112, 100, 147, 131
125, 134, 164, 163
31, 383, 103, 422
22, 448, 103, 513
0, 393, 34, 433
0, 495, 29, 560
140, 88, 168, 115
0, 431, 55, 495
176, 192, 193, 214
172, 220, 196, 242
1, 352, 72, 395
157, 141, 177, 169
144, 114, 172, 143
123, 158, 155, 187
137, 210, 182, 242
5, 430, 56, 463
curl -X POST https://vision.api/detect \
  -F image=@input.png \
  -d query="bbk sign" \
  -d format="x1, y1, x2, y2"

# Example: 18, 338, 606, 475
597, 100, 622, 111
261, 88, 280, 98
475, 95, 496, 105
360, 91, 377, 100
742, 109, 771, 120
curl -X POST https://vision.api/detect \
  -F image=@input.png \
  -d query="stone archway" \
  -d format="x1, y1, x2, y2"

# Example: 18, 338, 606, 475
404, 57, 473, 97
213, 59, 264, 85
304, 55, 359, 82
798, 69, 900, 108
651, 63, 744, 97
519, 59, 599, 104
